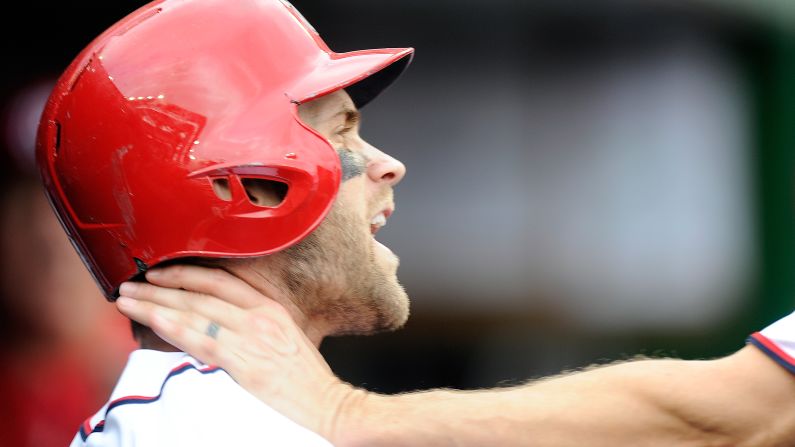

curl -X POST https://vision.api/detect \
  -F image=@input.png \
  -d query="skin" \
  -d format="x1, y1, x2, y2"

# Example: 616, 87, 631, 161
118, 88, 414, 435
127, 89, 409, 349
267, 89, 410, 340
118, 266, 795, 447
116, 89, 795, 445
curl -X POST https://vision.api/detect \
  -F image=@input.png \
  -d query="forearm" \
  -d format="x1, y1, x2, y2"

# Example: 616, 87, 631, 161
333, 366, 703, 447
332, 346, 795, 447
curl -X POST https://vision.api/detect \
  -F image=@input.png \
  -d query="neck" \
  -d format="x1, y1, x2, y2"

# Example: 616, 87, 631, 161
138, 262, 330, 351
236, 261, 331, 348
138, 328, 181, 351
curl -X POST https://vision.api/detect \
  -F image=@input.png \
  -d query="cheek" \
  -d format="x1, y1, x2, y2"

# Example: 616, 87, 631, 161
335, 178, 368, 214
334, 187, 370, 234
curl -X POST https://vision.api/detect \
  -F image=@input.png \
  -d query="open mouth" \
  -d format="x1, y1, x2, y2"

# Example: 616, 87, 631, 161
370, 209, 392, 236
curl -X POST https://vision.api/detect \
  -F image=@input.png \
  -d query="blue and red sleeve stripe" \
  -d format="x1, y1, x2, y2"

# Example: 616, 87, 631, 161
748, 331, 795, 375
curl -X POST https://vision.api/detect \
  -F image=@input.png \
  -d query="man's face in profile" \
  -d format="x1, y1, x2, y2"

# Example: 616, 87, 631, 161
244, 89, 410, 337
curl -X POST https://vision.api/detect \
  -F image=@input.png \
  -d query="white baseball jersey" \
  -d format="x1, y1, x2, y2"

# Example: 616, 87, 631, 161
71, 349, 333, 446
748, 310, 795, 374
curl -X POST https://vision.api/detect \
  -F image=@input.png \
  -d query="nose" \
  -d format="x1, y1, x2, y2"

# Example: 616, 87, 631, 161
365, 146, 406, 186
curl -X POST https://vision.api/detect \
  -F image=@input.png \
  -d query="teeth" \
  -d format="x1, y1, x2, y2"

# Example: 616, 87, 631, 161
371, 213, 387, 227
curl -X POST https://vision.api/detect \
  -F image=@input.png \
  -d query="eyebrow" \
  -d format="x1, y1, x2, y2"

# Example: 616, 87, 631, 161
333, 108, 361, 125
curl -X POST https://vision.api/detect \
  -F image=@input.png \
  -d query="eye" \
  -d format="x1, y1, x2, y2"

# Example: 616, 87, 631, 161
335, 124, 354, 135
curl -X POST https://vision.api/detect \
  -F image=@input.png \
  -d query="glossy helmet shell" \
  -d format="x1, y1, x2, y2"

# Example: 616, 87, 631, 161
36, 0, 413, 299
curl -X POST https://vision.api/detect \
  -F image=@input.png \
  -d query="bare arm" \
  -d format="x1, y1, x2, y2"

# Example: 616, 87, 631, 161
117, 266, 795, 447
332, 346, 795, 447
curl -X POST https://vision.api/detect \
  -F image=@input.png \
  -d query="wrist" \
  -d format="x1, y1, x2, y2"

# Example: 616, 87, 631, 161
325, 386, 390, 447
327, 388, 462, 447
318, 380, 367, 445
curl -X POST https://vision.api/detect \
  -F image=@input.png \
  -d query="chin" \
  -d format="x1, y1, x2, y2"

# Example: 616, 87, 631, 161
331, 276, 410, 337
293, 197, 410, 336
375, 282, 410, 332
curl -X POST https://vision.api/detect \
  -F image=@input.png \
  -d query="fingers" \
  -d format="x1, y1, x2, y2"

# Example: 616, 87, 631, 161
135, 265, 294, 324
117, 296, 243, 368
144, 265, 263, 308
116, 295, 213, 341
119, 281, 245, 330
119, 281, 191, 310
115, 274, 299, 362
148, 312, 243, 369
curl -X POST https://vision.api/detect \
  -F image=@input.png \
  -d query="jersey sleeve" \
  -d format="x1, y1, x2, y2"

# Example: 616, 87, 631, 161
748, 310, 795, 374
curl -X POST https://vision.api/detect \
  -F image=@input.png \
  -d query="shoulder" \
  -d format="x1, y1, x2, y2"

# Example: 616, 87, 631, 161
77, 351, 333, 446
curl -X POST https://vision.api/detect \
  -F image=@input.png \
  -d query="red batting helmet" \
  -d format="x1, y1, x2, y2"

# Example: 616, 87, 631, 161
36, 0, 413, 299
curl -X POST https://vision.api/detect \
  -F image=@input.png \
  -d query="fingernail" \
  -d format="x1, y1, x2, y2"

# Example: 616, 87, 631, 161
146, 269, 162, 279
117, 296, 136, 308
119, 282, 138, 296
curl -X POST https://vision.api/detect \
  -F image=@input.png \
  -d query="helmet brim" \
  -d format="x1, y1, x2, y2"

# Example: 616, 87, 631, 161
290, 47, 414, 109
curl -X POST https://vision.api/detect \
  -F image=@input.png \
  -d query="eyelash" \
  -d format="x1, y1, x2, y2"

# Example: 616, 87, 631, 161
336, 125, 354, 136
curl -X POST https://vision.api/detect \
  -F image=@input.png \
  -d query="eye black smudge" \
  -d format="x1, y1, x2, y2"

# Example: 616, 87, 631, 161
337, 148, 365, 181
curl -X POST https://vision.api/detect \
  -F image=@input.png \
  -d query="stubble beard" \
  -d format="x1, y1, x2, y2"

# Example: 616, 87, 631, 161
273, 199, 409, 337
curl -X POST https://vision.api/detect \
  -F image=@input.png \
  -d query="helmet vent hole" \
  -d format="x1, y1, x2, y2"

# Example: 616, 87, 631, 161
211, 178, 232, 201
241, 178, 288, 208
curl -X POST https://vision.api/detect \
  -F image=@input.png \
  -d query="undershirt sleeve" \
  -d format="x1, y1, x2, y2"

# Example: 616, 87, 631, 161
748, 311, 795, 374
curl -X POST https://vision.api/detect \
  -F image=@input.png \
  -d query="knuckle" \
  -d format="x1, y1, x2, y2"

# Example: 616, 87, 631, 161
272, 304, 291, 320
207, 269, 229, 291
208, 268, 224, 282
137, 282, 157, 300
266, 305, 293, 326
168, 316, 184, 335
244, 313, 261, 329
154, 314, 177, 335
201, 337, 220, 360
176, 312, 194, 329
185, 292, 208, 311
168, 264, 186, 280
246, 373, 269, 392
251, 314, 276, 333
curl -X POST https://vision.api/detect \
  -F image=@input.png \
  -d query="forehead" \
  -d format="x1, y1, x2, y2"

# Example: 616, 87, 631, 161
297, 89, 356, 125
